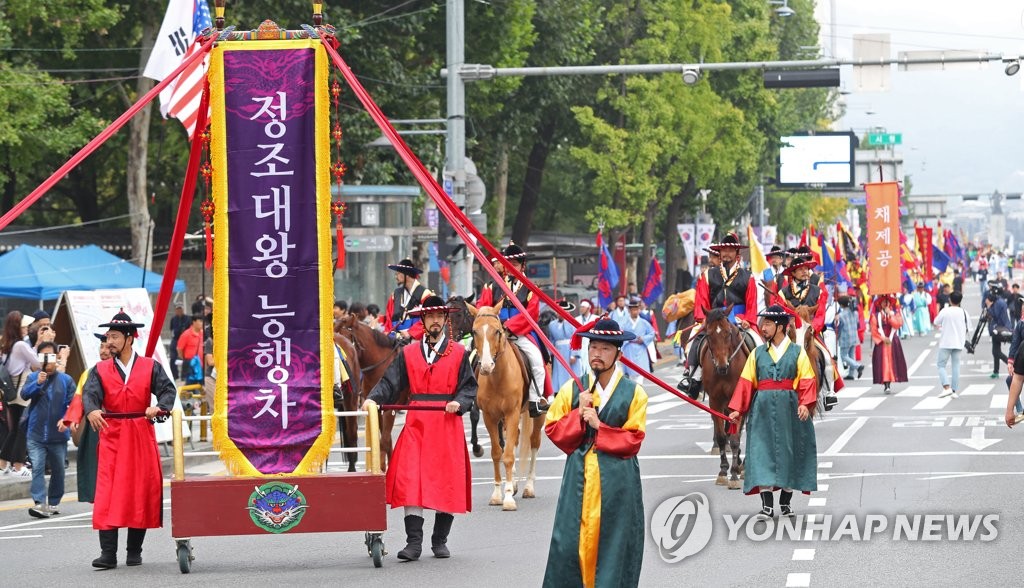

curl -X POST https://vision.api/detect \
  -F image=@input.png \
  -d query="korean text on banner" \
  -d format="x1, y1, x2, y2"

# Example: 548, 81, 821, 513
209, 39, 335, 476
865, 182, 901, 295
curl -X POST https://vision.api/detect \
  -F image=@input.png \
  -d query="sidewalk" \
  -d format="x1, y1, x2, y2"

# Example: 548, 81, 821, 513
0, 436, 223, 503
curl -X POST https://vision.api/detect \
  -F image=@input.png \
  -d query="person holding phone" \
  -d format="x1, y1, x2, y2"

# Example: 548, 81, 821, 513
20, 342, 75, 518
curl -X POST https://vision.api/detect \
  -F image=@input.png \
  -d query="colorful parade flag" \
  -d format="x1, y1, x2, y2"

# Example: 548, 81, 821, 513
865, 182, 901, 294
641, 256, 663, 306
143, 0, 212, 138
932, 245, 950, 273
209, 37, 335, 476
746, 225, 770, 280
597, 229, 619, 310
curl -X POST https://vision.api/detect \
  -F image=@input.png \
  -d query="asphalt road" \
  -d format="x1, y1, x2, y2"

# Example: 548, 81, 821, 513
0, 284, 1020, 587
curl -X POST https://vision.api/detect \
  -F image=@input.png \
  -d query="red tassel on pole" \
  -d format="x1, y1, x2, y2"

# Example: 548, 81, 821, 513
332, 200, 346, 269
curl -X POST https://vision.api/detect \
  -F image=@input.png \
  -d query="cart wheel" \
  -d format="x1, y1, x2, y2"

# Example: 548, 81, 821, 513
370, 536, 384, 568
177, 542, 192, 574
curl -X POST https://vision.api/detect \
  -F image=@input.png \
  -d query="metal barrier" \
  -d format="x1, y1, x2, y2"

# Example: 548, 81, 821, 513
171, 400, 382, 481
177, 383, 208, 441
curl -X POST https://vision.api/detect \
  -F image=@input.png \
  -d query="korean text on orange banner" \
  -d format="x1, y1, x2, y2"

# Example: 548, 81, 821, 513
865, 182, 901, 295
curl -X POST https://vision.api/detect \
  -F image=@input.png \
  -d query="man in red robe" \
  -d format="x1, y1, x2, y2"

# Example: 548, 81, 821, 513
83, 311, 176, 569
362, 295, 477, 561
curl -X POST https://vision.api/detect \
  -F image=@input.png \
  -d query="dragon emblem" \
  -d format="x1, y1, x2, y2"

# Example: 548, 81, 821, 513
247, 482, 308, 533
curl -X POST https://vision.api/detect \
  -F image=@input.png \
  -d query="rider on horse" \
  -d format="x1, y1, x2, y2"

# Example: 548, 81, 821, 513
777, 254, 841, 409
475, 242, 549, 418
384, 258, 434, 342
678, 232, 761, 400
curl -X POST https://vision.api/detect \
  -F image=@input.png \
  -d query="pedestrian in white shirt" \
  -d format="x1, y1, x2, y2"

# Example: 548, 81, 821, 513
934, 291, 970, 398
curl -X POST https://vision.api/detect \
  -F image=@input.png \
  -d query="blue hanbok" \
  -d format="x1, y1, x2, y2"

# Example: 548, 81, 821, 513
621, 315, 656, 379
547, 318, 581, 391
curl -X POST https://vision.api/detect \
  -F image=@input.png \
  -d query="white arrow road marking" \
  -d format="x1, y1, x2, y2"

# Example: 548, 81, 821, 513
951, 426, 1002, 450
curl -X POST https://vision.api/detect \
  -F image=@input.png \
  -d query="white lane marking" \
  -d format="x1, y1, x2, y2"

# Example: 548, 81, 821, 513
819, 461, 833, 468
912, 397, 952, 410
646, 393, 678, 403
844, 397, 886, 411
824, 416, 869, 455
929, 341, 937, 347
895, 385, 933, 397
0, 524, 91, 532
808, 497, 827, 507
907, 347, 933, 377
840, 386, 871, 398
786, 573, 811, 587
0, 535, 42, 540
647, 402, 685, 415
960, 384, 994, 396
818, 484, 829, 491
991, 394, 1008, 409
792, 549, 815, 561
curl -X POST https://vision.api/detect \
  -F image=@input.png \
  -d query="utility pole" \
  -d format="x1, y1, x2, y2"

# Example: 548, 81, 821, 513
444, 0, 472, 296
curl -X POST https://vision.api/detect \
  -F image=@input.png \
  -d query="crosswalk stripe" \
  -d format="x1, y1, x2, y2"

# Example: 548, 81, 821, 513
647, 393, 678, 404
840, 386, 871, 398
991, 394, 1008, 410
896, 385, 933, 398
912, 396, 952, 410
648, 402, 685, 415
844, 397, 886, 411
960, 384, 993, 396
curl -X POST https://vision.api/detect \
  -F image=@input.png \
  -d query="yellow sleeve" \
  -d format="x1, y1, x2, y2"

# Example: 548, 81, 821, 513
739, 348, 758, 383
545, 378, 577, 426
795, 349, 816, 383
621, 383, 648, 434
75, 369, 89, 396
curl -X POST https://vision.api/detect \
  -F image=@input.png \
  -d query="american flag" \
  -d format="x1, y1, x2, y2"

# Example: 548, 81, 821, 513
143, 0, 212, 139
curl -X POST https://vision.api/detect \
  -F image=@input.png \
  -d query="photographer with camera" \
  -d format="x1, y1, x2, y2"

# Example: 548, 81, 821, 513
983, 283, 1013, 379
20, 341, 74, 518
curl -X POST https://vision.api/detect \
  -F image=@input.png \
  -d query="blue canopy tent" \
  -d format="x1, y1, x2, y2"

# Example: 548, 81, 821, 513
0, 244, 185, 300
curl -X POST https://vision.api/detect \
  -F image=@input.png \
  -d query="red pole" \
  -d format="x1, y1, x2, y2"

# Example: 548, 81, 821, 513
145, 82, 212, 358
0, 34, 216, 231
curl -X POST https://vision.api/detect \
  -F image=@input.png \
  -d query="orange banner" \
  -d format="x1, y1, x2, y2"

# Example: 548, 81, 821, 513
865, 181, 901, 295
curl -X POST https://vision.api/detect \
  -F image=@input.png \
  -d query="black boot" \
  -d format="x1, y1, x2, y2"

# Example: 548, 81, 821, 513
431, 512, 454, 558
397, 515, 424, 561
92, 530, 118, 569
126, 528, 146, 566
780, 490, 795, 517
757, 491, 775, 520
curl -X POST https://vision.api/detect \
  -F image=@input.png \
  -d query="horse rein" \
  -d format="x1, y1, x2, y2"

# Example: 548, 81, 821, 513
337, 320, 400, 374
704, 322, 746, 371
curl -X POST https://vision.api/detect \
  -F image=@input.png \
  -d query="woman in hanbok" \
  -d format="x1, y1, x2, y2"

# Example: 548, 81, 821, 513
912, 282, 932, 335
871, 295, 909, 394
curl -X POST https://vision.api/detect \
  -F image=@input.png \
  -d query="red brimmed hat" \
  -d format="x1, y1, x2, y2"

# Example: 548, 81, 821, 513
570, 316, 635, 350
708, 231, 748, 252
782, 255, 817, 277
872, 294, 899, 310
387, 258, 422, 278
408, 295, 455, 317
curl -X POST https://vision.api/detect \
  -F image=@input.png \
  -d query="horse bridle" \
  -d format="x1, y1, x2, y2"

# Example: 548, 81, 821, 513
473, 313, 506, 360
704, 323, 745, 371
338, 319, 400, 374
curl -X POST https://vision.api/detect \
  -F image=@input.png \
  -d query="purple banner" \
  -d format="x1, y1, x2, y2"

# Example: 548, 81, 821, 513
223, 48, 323, 474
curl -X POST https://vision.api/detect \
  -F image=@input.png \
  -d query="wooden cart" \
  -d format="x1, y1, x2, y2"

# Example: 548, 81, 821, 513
168, 401, 388, 572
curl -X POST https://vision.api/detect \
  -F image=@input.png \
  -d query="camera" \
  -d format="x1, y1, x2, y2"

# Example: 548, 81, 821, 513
37, 352, 57, 365
965, 342, 975, 354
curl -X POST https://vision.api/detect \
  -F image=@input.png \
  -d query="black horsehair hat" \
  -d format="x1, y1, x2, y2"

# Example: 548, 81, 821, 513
409, 295, 454, 317
766, 245, 785, 260
501, 241, 529, 261
556, 299, 577, 314
387, 258, 422, 278
758, 304, 792, 324
98, 309, 145, 337
708, 231, 749, 252
570, 316, 635, 350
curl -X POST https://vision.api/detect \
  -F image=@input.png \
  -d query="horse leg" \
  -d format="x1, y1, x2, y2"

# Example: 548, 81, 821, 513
728, 417, 743, 490
502, 409, 522, 511
470, 402, 484, 458
713, 416, 728, 486
484, 413, 504, 507
522, 414, 543, 499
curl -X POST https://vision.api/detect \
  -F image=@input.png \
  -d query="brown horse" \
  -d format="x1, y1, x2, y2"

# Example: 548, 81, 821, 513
332, 332, 362, 472
700, 307, 747, 490
336, 315, 403, 471
790, 304, 824, 416
469, 306, 544, 511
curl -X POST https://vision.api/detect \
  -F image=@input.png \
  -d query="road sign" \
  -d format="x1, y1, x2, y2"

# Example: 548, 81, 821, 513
343, 235, 394, 252
867, 132, 902, 146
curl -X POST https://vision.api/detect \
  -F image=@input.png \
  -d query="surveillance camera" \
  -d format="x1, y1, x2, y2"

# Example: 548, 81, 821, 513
1004, 59, 1021, 76
682, 68, 700, 86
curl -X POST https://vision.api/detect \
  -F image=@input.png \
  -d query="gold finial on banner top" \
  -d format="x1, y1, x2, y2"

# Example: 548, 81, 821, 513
313, 3, 324, 27
214, 1, 226, 30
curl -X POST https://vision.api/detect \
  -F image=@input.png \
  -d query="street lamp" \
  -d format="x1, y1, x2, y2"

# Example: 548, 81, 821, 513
682, 67, 701, 86
1003, 57, 1021, 76
769, 0, 795, 17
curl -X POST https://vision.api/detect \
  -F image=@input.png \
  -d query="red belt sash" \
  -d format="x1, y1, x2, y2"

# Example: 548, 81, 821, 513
757, 379, 795, 391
